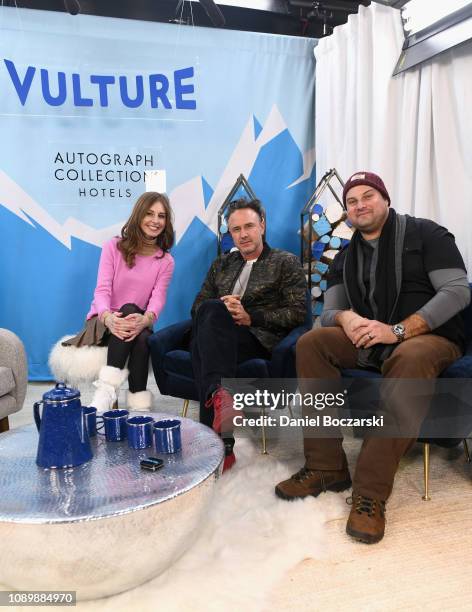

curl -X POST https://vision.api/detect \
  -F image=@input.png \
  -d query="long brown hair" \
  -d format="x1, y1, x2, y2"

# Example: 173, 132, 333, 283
118, 192, 174, 267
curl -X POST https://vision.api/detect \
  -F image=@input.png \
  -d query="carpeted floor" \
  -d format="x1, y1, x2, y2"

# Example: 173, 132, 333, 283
268, 442, 472, 612
6, 383, 472, 611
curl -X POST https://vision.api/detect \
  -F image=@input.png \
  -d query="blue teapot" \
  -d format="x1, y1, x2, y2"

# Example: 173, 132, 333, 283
34, 383, 93, 469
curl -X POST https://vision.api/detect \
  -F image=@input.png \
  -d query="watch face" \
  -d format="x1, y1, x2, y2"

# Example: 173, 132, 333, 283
393, 324, 405, 338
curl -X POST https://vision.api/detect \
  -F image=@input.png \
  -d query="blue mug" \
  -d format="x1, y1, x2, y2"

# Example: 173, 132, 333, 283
83, 406, 97, 437
97, 409, 129, 442
154, 419, 182, 454
127, 416, 154, 449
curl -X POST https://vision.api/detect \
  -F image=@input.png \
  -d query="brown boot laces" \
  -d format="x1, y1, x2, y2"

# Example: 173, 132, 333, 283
293, 467, 315, 481
292, 467, 328, 491
346, 495, 385, 517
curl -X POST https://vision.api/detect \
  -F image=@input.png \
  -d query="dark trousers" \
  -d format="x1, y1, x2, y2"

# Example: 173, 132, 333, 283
105, 303, 151, 393
296, 327, 461, 500
191, 299, 269, 428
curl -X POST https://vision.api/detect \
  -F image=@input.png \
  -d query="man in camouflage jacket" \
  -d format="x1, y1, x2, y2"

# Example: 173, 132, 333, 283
191, 198, 307, 470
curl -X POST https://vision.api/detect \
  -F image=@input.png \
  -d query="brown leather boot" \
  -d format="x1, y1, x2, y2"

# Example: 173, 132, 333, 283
346, 493, 386, 544
275, 465, 352, 501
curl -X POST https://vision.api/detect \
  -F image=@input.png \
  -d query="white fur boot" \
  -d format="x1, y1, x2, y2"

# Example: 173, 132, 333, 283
127, 390, 153, 412
91, 365, 129, 412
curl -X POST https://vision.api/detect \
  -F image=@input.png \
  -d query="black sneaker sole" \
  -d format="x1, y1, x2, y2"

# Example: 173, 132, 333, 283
345, 524, 384, 544
275, 478, 352, 501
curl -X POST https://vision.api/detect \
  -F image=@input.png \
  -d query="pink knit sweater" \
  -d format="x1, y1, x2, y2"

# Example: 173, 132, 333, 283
87, 237, 175, 320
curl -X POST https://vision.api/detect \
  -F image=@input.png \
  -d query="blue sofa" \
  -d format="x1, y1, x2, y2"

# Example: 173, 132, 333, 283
149, 292, 313, 408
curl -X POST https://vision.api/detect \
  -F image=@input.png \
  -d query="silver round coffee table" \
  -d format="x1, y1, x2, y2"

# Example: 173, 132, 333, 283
0, 413, 224, 601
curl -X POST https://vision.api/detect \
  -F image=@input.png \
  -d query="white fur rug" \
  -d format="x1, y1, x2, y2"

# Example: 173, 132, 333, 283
71, 438, 347, 612
8, 392, 472, 611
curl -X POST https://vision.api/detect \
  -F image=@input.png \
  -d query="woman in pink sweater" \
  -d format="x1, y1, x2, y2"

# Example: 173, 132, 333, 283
65, 191, 175, 412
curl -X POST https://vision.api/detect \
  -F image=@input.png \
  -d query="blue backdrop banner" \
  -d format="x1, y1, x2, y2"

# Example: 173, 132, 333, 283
0, 7, 316, 380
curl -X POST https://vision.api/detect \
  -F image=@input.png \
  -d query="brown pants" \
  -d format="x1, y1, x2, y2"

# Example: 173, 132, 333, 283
296, 327, 461, 500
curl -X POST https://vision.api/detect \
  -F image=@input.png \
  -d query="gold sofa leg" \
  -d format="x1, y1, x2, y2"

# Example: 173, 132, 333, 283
422, 442, 431, 501
463, 439, 471, 463
181, 399, 190, 418
261, 405, 268, 455
0, 416, 9, 433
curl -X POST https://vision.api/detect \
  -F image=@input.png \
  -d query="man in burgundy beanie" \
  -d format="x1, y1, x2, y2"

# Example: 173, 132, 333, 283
276, 170, 470, 544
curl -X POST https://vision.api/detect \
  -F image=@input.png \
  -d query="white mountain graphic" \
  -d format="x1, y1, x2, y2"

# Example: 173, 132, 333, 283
170, 175, 207, 243
0, 170, 122, 249
0, 104, 314, 248
202, 105, 289, 233
288, 147, 316, 189
169, 106, 286, 243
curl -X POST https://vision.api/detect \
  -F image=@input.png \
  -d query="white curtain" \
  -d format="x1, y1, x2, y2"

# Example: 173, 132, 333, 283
315, 3, 472, 275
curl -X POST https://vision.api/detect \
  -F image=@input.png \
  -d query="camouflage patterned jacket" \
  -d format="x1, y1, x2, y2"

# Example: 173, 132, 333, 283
191, 242, 307, 352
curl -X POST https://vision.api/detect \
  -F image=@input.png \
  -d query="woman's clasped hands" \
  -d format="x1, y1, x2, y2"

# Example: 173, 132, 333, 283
104, 311, 152, 342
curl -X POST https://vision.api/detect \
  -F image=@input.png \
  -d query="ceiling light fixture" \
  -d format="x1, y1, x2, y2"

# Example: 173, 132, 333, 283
401, 0, 470, 35
172, 0, 225, 27
393, 0, 472, 74
63, 0, 81, 16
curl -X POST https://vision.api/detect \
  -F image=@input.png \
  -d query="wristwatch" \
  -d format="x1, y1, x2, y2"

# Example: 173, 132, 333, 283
391, 323, 406, 342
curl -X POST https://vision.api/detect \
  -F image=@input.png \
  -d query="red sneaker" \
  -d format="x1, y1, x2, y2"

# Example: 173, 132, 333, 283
205, 387, 236, 434
223, 452, 236, 473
